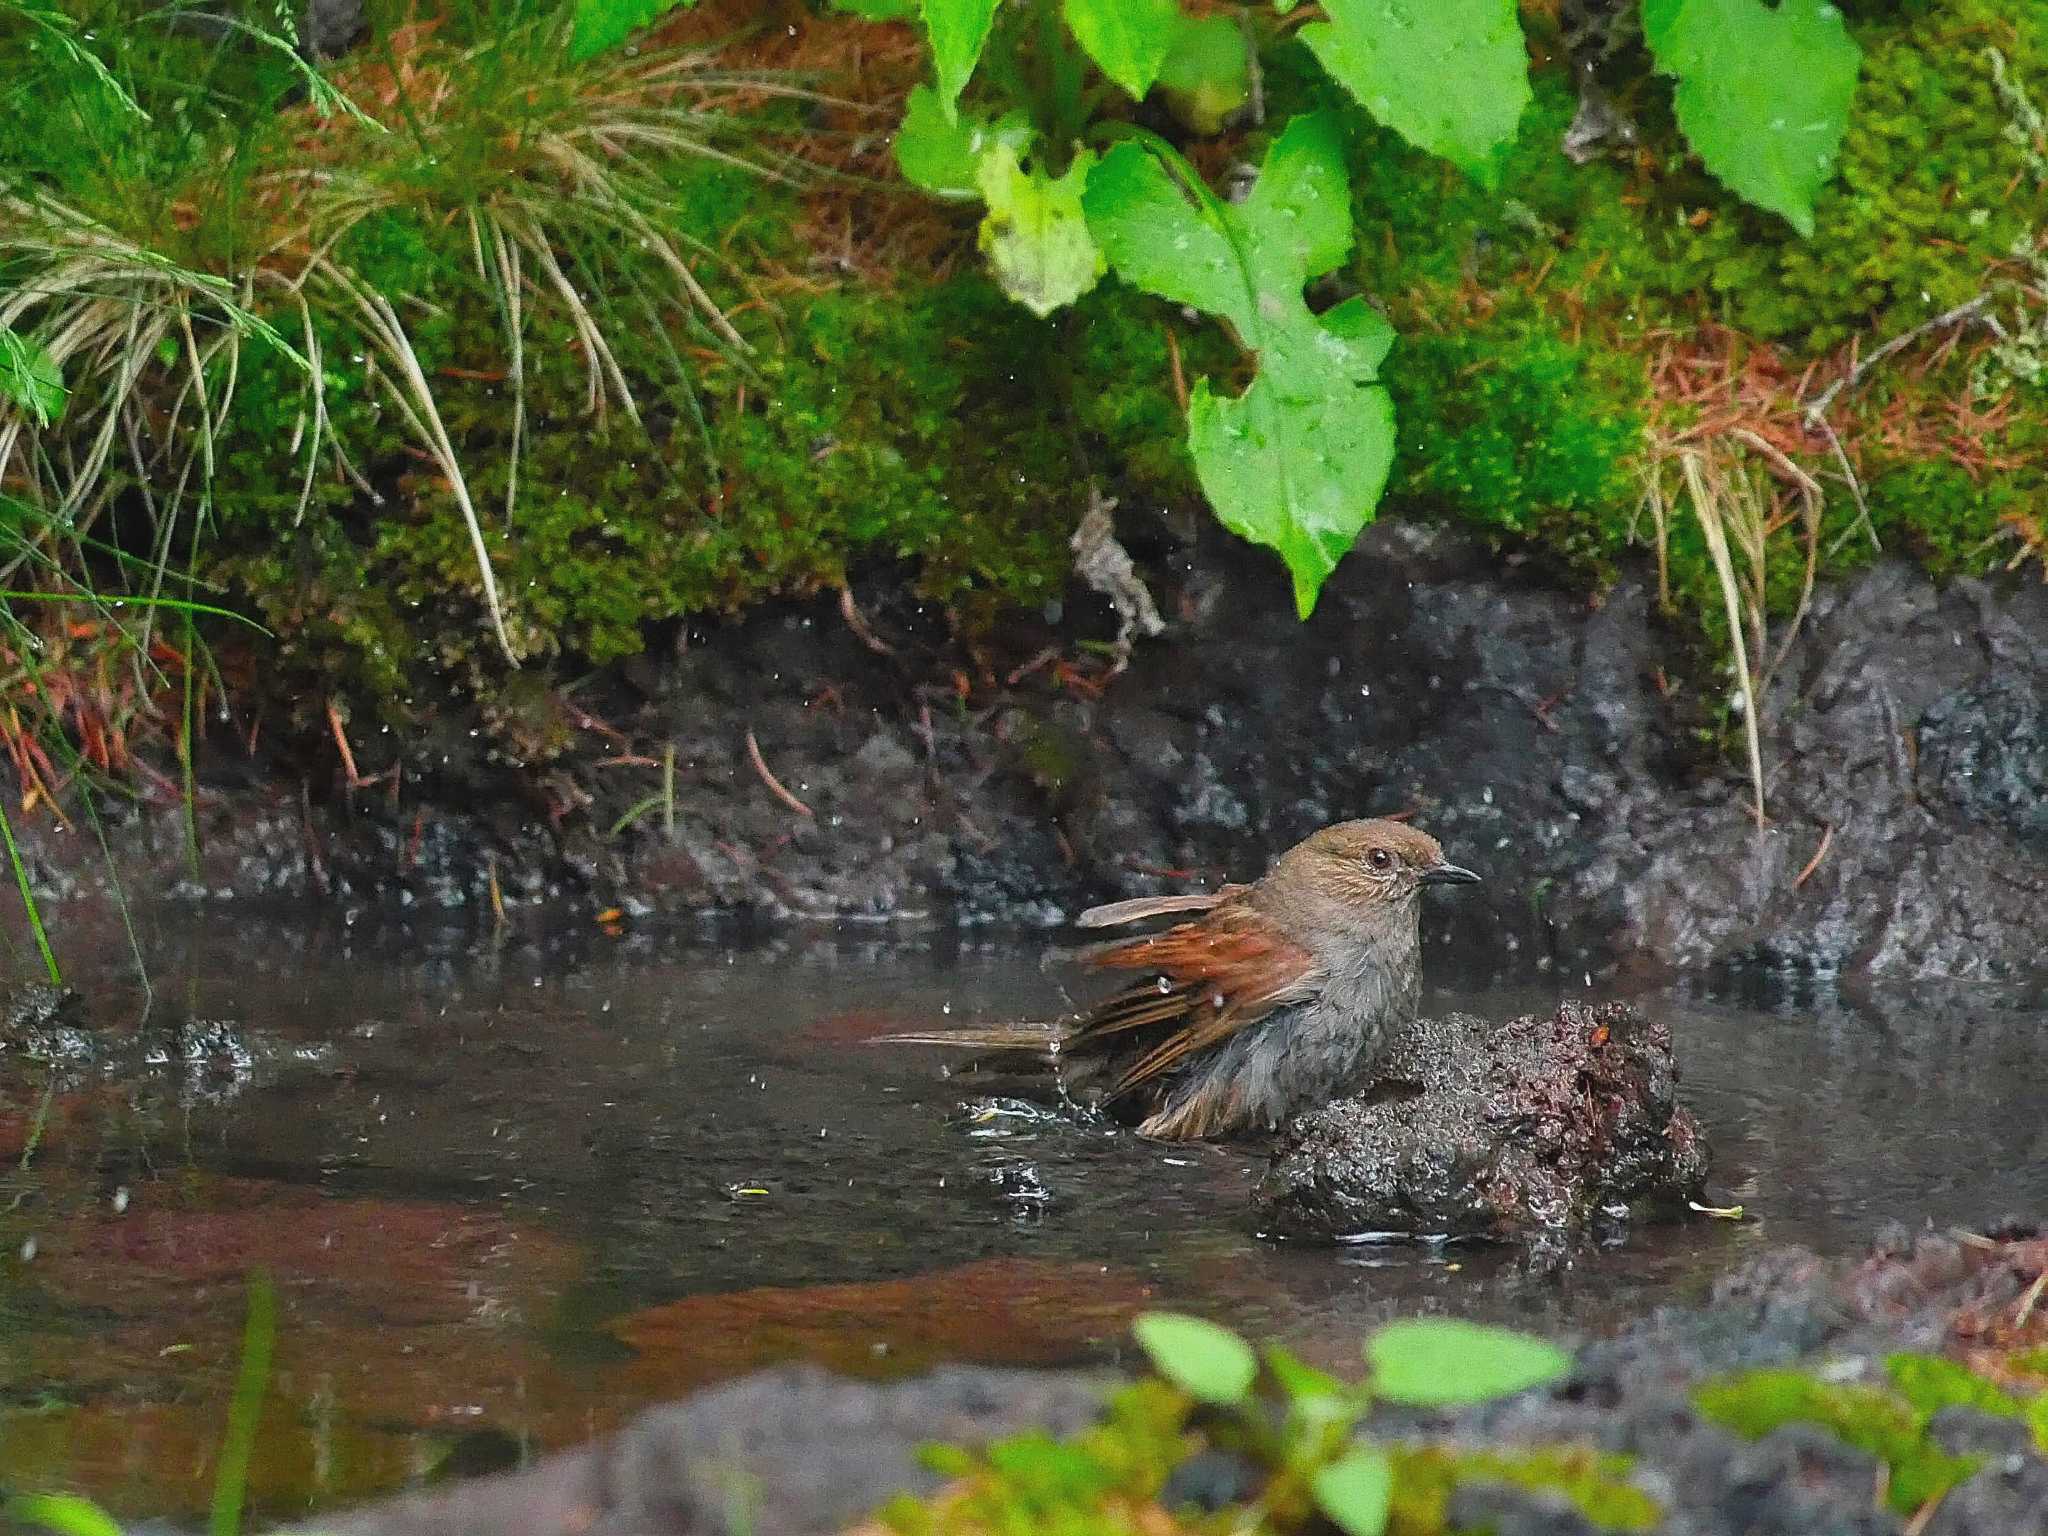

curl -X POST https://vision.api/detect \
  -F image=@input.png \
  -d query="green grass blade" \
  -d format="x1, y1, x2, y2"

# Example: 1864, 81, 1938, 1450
0, 801, 60, 984
210, 1270, 278, 1536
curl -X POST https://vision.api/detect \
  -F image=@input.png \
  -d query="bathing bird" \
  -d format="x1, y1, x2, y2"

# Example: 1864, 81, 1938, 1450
880, 819, 1479, 1140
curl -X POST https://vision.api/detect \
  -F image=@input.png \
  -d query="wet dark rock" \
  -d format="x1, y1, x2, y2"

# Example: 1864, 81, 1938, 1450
1444, 1480, 1602, 1536
281, 1363, 1108, 1536
1926, 1405, 2037, 1460
19, 527, 2048, 982
1254, 1000, 1709, 1242
1157, 1446, 1263, 1513
1, 982, 90, 1062
1918, 675, 2048, 852
1923, 1454, 2048, 1536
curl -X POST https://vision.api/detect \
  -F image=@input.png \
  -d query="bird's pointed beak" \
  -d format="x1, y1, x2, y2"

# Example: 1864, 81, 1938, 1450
1420, 860, 1481, 887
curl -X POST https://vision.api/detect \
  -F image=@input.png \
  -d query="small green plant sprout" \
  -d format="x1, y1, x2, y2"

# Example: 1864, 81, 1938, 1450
1130, 1310, 1575, 1535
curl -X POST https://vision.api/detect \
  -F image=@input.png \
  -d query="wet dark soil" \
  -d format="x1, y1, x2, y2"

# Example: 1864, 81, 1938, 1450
14, 526, 2048, 983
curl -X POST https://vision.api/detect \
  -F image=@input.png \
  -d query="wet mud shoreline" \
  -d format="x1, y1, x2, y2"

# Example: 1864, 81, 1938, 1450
15, 525, 2048, 986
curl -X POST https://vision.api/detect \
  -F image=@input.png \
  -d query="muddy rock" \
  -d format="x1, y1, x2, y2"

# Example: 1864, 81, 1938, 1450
280, 1363, 1108, 1536
1254, 1000, 1708, 1242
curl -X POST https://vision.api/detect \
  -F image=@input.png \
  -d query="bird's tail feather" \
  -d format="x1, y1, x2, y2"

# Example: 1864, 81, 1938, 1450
867, 1022, 1061, 1052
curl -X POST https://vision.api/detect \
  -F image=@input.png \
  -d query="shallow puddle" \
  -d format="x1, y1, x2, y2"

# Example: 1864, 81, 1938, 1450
1, 906, 2043, 1524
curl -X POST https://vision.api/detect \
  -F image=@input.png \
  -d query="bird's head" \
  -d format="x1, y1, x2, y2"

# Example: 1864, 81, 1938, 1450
1260, 819, 1480, 940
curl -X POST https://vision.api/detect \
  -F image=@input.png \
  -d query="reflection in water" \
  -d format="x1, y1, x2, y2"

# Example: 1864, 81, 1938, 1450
0, 904, 2042, 1522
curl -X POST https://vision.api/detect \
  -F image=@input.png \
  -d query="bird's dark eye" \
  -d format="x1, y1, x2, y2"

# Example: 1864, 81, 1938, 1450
1368, 848, 1392, 870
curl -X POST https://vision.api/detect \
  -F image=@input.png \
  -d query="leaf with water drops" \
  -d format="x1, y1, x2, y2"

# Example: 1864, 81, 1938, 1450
1643, 0, 1860, 237
1084, 113, 1393, 616
976, 144, 1105, 317
1299, 0, 1530, 189
567, 0, 695, 61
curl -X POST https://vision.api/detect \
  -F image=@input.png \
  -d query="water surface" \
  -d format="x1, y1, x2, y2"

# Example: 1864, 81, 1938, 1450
1, 906, 2042, 1523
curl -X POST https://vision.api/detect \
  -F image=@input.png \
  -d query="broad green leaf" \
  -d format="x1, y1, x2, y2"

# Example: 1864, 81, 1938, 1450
1063, 0, 1179, 101
1367, 1319, 1572, 1406
1244, 108, 1356, 287
1187, 312, 1394, 618
1156, 13, 1251, 134
1312, 1447, 1393, 1536
1076, 142, 1244, 320
1084, 114, 1393, 615
1300, 0, 1531, 188
976, 145, 1105, 316
895, 84, 1033, 198
1132, 1312, 1257, 1405
0, 329, 66, 427
1643, 0, 1860, 236
923, 0, 1000, 121
567, 0, 695, 61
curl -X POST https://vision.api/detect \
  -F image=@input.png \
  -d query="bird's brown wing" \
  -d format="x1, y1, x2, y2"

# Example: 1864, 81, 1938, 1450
1065, 900, 1324, 1103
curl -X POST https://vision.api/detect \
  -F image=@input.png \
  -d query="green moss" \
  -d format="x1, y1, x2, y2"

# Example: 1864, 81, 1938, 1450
877, 1380, 1196, 1535
1694, 1366, 1987, 1515
1885, 1353, 2026, 1420
1642, 0, 2048, 354
202, 226, 1207, 728
1390, 1445, 1661, 1533
1383, 319, 1644, 577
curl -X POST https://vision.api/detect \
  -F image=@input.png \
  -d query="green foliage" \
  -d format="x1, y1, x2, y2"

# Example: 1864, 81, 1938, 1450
1155, 14, 1251, 135
1062, 0, 1179, 100
976, 144, 1105, 316
569, 0, 697, 61
1644, 0, 1862, 237
1694, 1366, 1986, 1514
1648, 0, 2047, 352
1132, 1313, 1258, 1405
1390, 1445, 1663, 1532
895, 85, 1032, 198
1086, 117, 1395, 616
920, 0, 1000, 119
0, 329, 65, 427
1299, 0, 1531, 189
1311, 1447, 1392, 1536
1885, 1352, 2026, 1421
884, 1313, 1633, 1536
880, 1379, 1191, 1534
1366, 1319, 1574, 1407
